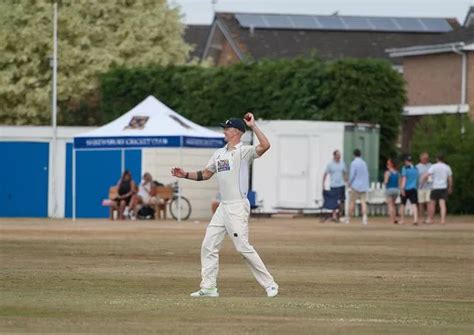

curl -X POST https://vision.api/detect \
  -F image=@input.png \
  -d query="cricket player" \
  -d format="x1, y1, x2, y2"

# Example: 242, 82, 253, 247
171, 113, 278, 298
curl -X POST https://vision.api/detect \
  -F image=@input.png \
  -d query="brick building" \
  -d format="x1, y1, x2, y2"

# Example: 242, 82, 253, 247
387, 8, 474, 150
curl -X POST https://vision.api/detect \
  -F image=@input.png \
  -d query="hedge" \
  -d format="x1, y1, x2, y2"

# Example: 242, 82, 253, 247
410, 115, 474, 214
96, 58, 405, 162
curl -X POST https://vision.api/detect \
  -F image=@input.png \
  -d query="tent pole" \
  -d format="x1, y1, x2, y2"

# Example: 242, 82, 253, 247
50, 2, 59, 218
72, 148, 76, 221
121, 149, 125, 173
178, 138, 183, 222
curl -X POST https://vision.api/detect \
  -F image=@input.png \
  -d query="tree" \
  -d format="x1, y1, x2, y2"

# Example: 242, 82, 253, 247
0, 0, 191, 125
410, 115, 474, 214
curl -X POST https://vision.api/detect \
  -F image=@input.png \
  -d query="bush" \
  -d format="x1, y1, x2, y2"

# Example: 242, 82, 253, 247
410, 115, 474, 214
98, 58, 405, 163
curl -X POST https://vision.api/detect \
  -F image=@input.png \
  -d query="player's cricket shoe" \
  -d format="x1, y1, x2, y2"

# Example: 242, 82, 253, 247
190, 288, 219, 297
266, 284, 279, 297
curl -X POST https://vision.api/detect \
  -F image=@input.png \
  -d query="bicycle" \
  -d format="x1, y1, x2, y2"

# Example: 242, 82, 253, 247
169, 181, 192, 220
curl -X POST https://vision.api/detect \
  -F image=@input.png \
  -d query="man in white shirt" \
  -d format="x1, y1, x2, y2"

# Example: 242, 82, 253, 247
171, 113, 278, 298
421, 154, 453, 225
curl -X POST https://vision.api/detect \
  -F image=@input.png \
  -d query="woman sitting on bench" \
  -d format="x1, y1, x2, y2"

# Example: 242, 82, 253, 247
111, 170, 137, 220
130, 172, 160, 218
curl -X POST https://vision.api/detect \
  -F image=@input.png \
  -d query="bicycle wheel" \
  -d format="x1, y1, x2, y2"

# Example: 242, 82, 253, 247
169, 196, 192, 220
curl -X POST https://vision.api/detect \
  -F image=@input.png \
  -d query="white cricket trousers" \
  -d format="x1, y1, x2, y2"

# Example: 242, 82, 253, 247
200, 199, 275, 289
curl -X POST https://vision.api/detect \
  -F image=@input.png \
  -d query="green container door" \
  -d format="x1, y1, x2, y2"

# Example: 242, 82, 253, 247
343, 124, 380, 183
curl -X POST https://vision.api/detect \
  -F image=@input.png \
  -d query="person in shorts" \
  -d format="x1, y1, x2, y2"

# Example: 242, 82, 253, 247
416, 152, 432, 223
421, 154, 453, 225
383, 158, 400, 224
347, 149, 370, 225
112, 170, 137, 220
400, 155, 419, 225
322, 149, 347, 222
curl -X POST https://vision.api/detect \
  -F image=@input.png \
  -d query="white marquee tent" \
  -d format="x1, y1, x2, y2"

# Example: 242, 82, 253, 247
72, 95, 224, 220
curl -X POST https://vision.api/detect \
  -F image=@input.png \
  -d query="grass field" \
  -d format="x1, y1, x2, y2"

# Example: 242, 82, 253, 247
1, 216, 473, 334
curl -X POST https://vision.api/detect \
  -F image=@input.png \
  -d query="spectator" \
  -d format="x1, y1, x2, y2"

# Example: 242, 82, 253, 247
400, 155, 419, 225
416, 152, 432, 224
422, 154, 453, 225
111, 170, 137, 220
322, 149, 347, 222
131, 172, 159, 219
347, 149, 369, 225
384, 158, 400, 224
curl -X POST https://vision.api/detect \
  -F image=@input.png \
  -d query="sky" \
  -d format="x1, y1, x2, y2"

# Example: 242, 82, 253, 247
170, 0, 473, 25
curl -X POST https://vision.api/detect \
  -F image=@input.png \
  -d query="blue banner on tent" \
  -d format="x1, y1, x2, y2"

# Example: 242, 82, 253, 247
74, 136, 224, 149
183, 136, 225, 148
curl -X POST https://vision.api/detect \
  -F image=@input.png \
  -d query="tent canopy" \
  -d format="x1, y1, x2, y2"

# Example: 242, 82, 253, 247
74, 96, 224, 149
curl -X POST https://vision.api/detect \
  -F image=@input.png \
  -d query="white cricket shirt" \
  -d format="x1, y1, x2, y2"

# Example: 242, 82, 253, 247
206, 142, 259, 202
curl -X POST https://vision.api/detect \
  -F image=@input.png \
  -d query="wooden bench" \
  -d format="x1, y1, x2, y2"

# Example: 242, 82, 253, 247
102, 186, 119, 220
102, 185, 173, 220
154, 186, 173, 220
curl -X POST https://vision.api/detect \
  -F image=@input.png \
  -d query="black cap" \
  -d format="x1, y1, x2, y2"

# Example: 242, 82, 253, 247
404, 155, 412, 162
220, 118, 246, 133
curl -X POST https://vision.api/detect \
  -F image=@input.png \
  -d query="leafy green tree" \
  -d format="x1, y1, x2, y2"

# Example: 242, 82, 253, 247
0, 0, 190, 125
411, 115, 474, 214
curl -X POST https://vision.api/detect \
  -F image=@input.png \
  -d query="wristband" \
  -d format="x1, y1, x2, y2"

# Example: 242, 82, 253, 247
185, 172, 189, 179
197, 171, 203, 181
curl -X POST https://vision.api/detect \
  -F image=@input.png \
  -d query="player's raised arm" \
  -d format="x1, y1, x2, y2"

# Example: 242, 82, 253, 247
244, 112, 270, 157
171, 167, 214, 181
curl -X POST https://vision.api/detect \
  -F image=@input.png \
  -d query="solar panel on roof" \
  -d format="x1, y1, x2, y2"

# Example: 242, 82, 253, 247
394, 18, 425, 31
263, 14, 292, 28
420, 18, 452, 32
342, 17, 372, 30
317, 16, 345, 29
233, 13, 453, 33
369, 17, 399, 31
235, 14, 267, 28
288, 15, 319, 29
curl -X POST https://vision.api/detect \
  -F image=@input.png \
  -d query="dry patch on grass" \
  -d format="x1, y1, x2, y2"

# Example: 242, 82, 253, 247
1, 217, 473, 334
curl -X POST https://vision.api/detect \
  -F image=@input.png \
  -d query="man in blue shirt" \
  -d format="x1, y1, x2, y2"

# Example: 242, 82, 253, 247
322, 149, 347, 222
347, 149, 370, 225
400, 155, 419, 225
